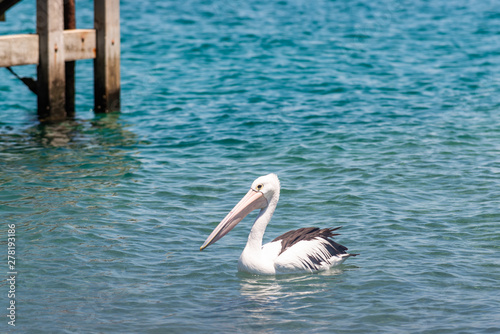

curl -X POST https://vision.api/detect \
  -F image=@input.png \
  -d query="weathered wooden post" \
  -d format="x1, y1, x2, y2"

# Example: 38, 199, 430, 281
64, 0, 76, 117
37, 0, 66, 121
94, 0, 120, 113
1, 0, 120, 120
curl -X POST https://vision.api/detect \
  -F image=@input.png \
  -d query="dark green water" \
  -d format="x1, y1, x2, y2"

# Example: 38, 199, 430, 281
1, 0, 499, 333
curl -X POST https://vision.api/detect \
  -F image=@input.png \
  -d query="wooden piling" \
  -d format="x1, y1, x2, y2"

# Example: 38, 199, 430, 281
64, 0, 76, 117
94, 0, 120, 113
37, 0, 66, 121
1, 0, 120, 121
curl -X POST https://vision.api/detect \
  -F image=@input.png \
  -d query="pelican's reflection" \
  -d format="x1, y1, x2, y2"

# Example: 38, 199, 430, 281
237, 269, 345, 327
239, 267, 345, 304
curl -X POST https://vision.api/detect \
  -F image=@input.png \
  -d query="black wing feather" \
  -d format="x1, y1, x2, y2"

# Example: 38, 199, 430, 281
272, 226, 348, 256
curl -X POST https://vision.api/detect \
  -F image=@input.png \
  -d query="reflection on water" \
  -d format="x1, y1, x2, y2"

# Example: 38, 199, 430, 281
239, 267, 344, 304
0, 112, 141, 194
238, 267, 346, 326
19, 112, 138, 148
239, 267, 345, 302
29, 122, 78, 147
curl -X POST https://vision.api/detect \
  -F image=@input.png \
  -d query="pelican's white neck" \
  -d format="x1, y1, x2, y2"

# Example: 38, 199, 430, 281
245, 190, 279, 251
238, 174, 281, 274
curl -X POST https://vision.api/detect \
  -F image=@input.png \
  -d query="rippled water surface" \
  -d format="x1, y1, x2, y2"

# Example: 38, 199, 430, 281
1, 0, 500, 333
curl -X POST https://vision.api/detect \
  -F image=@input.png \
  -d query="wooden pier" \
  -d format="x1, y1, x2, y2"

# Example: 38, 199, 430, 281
0, 0, 120, 122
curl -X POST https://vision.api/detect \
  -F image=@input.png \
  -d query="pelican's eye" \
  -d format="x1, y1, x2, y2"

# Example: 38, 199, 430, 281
256, 184, 263, 191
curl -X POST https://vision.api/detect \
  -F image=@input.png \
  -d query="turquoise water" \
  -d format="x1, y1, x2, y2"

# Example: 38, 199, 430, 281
1, 0, 500, 332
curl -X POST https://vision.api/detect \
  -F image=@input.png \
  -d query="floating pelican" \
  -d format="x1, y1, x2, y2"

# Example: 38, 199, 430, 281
200, 173, 357, 275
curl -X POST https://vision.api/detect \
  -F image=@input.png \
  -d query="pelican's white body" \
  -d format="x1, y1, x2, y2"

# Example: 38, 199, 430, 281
238, 238, 351, 275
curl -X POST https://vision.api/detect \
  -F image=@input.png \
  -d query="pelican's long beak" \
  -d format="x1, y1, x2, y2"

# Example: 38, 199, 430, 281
200, 189, 268, 251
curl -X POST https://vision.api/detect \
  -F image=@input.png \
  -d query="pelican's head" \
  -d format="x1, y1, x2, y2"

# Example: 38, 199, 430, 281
250, 173, 280, 204
200, 173, 281, 251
